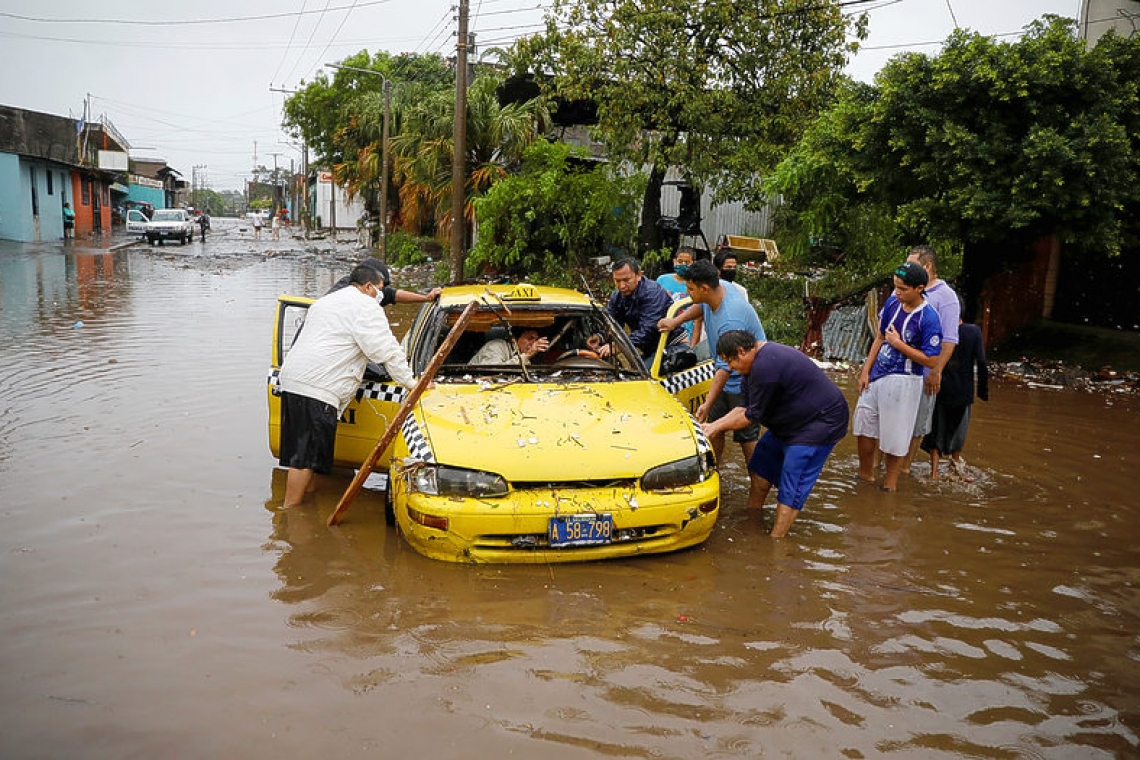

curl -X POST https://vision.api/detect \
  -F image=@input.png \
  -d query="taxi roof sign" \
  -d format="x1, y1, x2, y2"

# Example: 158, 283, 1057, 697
503, 283, 540, 301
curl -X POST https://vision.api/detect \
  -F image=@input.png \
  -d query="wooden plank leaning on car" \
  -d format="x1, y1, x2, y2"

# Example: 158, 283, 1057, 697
327, 299, 479, 527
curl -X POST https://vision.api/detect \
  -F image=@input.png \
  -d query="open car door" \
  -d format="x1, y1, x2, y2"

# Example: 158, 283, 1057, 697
648, 297, 715, 415
267, 296, 406, 473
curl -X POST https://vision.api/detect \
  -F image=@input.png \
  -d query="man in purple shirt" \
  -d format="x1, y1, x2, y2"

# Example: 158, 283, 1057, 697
702, 330, 849, 537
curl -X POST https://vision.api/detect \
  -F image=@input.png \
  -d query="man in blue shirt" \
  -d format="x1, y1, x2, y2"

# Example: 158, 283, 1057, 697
592, 257, 686, 363
853, 261, 943, 491
658, 259, 767, 489
703, 330, 849, 537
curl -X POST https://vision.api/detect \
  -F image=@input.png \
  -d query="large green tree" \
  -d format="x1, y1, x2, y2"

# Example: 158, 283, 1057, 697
511, 0, 865, 252
769, 16, 1140, 276
282, 51, 452, 165
331, 59, 454, 234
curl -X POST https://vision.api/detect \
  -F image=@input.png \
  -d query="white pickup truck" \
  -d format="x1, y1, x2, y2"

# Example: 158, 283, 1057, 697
145, 209, 195, 245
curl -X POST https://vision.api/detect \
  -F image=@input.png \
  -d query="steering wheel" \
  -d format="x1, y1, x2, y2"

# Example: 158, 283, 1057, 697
552, 349, 612, 369
555, 349, 600, 362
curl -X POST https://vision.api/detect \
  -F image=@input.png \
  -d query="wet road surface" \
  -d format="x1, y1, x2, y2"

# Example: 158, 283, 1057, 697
1, 228, 1138, 758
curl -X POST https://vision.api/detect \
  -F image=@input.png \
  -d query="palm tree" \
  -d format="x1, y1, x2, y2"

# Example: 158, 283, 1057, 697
391, 74, 549, 277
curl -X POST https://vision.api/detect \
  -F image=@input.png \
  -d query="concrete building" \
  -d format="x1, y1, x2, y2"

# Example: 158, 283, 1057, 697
307, 169, 366, 232
0, 105, 129, 242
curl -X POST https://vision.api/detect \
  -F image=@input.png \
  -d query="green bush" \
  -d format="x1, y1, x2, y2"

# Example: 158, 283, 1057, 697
469, 141, 645, 277
739, 271, 808, 347
386, 231, 430, 266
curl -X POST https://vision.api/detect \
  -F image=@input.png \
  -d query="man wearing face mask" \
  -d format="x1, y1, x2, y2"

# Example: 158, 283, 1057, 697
277, 264, 416, 508
656, 247, 701, 342
714, 250, 749, 303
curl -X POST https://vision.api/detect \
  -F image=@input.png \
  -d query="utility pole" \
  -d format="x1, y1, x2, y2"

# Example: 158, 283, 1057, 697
380, 77, 391, 260
268, 152, 282, 213
450, 0, 470, 283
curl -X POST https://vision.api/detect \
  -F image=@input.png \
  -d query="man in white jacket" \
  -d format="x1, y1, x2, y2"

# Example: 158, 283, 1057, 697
278, 264, 417, 507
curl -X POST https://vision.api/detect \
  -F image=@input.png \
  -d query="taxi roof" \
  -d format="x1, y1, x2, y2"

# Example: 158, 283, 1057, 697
437, 283, 598, 309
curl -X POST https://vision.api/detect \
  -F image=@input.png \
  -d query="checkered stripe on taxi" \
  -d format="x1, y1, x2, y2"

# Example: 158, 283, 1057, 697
268, 370, 407, 405
355, 380, 407, 404
658, 362, 716, 396
690, 413, 712, 458
401, 415, 435, 463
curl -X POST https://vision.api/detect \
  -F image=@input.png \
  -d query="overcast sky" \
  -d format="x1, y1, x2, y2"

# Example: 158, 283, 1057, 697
0, 0, 1079, 192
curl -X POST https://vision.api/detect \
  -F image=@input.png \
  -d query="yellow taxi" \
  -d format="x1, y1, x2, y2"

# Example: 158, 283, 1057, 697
268, 283, 718, 564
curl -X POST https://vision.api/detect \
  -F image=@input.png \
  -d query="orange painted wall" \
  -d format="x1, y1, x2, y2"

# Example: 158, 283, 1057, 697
69, 173, 112, 236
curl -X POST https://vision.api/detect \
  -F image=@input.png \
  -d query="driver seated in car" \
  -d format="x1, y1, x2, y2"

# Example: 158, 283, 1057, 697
469, 326, 550, 366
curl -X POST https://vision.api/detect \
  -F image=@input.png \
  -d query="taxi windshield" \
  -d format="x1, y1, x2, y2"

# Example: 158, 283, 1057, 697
423, 305, 647, 382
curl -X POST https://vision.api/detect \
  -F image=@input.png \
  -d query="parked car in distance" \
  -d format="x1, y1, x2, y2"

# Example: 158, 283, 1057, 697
124, 208, 150, 235
145, 208, 195, 245
267, 284, 720, 564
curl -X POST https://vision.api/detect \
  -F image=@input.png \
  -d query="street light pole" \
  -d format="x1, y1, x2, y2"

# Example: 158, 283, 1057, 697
325, 62, 392, 260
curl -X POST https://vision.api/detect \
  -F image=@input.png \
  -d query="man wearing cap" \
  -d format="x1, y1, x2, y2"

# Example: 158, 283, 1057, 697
900, 245, 960, 475
327, 257, 441, 304
853, 260, 943, 491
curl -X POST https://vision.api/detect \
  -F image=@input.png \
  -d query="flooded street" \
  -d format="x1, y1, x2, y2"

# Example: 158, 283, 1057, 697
2, 228, 1138, 759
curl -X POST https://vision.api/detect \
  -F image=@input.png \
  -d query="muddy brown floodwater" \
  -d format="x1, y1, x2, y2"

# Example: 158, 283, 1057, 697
1, 237, 1138, 759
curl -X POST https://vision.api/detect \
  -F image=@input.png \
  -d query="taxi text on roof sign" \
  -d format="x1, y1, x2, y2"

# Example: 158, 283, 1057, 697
503, 283, 540, 301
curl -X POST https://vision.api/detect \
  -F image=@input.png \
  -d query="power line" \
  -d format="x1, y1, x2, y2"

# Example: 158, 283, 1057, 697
270, 0, 311, 86
0, 29, 404, 51
415, 7, 457, 54
310, 0, 363, 81
281, 0, 336, 86
0, 0, 397, 27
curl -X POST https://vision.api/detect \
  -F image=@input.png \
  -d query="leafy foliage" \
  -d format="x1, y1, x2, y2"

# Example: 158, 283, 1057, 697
768, 16, 1140, 265
282, 51, 452, 166
510, 0, 866, 223
469, 140, 645, 277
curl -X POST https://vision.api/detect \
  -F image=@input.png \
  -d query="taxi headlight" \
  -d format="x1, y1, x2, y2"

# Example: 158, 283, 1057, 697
642, 455, 704, 491
413, 465, 509, 498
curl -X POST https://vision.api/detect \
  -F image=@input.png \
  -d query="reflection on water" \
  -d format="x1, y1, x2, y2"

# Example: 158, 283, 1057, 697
2, 241, 1138, 759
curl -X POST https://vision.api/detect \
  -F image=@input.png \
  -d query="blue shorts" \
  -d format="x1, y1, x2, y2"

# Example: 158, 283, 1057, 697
747, 430, 837, 510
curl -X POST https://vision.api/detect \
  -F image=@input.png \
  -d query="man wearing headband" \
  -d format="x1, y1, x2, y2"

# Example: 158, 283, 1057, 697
852, 260, 943, 491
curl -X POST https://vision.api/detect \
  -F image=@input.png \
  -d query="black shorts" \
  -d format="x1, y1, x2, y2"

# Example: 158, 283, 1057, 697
279, 391, 338, 474
708, 389, 760, 443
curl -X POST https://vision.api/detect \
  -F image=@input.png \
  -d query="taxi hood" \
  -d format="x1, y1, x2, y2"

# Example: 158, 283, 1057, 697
414, 381, 700, 481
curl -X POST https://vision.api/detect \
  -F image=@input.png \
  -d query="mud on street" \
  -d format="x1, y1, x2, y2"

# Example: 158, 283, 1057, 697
1, 224, 1138, 758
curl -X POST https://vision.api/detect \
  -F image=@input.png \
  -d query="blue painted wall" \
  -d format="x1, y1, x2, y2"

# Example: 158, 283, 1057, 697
0, 152, 71, 242
127, 184, 165, 209
0, 152, 23, 241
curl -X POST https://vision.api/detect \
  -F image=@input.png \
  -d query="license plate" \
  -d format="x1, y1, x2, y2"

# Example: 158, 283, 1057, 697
549, 514, 613, 548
